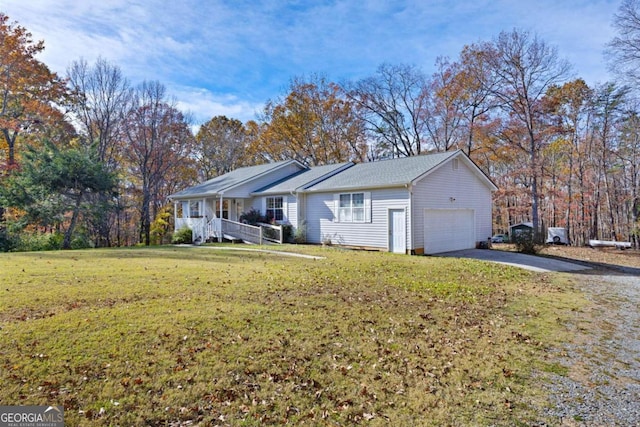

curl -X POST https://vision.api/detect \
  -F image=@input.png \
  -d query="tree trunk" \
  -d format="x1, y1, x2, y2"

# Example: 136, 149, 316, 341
565, 147, 574, 244
140, 186, 151, 246
63, 192, 84, 250
1, 129, 17, 168
529, 135, 541, 239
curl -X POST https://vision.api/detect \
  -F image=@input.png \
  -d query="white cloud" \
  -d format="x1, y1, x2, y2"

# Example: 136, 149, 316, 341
171, 86, 264, 125
1, 0, 618, 119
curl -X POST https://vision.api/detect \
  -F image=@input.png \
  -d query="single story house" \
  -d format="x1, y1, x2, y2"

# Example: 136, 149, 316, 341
168, 150, 497, 255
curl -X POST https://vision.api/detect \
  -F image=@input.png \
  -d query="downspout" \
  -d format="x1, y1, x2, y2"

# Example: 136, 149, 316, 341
290, 190, 298, 227
406, 183, 414, 254
290, 189, 300, 244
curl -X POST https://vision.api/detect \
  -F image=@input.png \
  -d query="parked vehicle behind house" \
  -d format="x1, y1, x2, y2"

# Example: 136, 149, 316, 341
491, 234, 509, 243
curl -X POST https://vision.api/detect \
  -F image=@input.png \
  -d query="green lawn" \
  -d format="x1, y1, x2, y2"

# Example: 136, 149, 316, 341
0, 245, 583, 426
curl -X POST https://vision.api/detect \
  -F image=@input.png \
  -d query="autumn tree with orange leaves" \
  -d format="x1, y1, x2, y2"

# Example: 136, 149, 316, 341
195, 116, 248, 180
255, 75, 367, 166
0, 13, 67, 171
482, 29, 572, 238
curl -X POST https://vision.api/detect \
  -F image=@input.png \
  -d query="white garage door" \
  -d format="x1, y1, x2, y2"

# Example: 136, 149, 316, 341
424, 209, 475, 254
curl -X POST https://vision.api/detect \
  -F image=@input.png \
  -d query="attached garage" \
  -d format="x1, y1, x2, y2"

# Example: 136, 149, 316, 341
303, 150, 496, 255
424, 208, 475, 254
171, 150, 497, 255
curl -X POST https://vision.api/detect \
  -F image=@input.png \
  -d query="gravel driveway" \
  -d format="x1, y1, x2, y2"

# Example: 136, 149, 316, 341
444, 248, 640, 425
543, 269, 640, 426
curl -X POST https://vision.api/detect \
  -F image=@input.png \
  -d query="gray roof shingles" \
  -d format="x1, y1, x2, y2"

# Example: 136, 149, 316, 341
253, 162, 353, 195
306, 151, 459, 192
169, 150, 495, 200
169, 160, 295, 199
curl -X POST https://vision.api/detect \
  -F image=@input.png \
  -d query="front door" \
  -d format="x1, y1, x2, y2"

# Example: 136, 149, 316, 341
389, 209, 406, 254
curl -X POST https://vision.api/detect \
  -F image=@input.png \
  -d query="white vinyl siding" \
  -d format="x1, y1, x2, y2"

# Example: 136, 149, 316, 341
306, 188, 410, 248
287, 194, 299, 229
412, 157, 492, 252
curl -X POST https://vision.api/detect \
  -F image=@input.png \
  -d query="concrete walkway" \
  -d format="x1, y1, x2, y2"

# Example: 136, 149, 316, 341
177, 244, 325, 260
439, 249, 591, 273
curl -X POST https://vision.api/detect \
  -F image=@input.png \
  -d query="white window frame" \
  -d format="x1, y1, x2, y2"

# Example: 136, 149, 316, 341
266, 196, 284, 222
189, 200, 201, 217
215, 199, 229, 219
335, 192, 369, 223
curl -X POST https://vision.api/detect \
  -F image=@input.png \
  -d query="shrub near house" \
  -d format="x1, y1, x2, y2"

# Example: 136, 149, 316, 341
171, 227, 192, 244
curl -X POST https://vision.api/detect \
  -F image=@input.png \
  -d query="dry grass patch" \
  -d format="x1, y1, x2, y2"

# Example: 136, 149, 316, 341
0, 246, 581, 426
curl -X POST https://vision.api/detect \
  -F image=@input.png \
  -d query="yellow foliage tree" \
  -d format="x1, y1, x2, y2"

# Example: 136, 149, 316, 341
255, 75, 367, 166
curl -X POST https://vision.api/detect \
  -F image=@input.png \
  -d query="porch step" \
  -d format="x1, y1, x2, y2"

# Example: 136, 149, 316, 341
223, 234, 245, 243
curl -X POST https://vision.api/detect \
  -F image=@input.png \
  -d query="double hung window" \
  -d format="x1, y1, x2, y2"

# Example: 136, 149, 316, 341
266, 196, 284, 221
338, 193, 365, 222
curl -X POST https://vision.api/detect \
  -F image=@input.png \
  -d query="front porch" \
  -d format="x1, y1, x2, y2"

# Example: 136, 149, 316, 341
174, 217, 284, 245
173, 196, 245, 223
173, 195, 241, 241
173, 196, 284, 245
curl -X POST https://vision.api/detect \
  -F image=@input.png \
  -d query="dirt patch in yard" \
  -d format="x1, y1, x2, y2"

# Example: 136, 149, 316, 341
539, 245, 640, 269
493, 243, 640, 271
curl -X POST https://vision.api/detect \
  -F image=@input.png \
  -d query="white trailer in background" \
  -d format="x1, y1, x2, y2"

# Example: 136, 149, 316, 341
588, 239, 632, 250
546, 227, 568, 244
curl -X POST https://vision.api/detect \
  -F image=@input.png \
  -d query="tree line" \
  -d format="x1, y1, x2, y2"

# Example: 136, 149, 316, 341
1, 1, 639, 250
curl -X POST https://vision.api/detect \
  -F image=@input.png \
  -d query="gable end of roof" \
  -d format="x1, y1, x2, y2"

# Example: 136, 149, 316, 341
412, 150, 498, 191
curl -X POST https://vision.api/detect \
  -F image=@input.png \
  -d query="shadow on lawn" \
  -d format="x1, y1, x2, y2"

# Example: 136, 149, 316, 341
539, 252, 640, 277
27, 245, 298, 264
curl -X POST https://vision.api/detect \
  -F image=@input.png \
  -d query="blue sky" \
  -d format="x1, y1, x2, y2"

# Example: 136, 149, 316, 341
2, 0, 619, 125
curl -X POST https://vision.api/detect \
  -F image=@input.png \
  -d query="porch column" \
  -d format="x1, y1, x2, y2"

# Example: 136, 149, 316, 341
173, 202, 178, 231
201, 198, 207, 242
218, 195, 224, 242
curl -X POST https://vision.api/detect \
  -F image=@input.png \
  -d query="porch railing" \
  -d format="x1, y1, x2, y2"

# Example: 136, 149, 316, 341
176, 217, 206, 243
221, 219, 262, 244
176, 217, 282, 245
258, 222, 284, 244
206, 218, 221, 241
221, 220, 283, 244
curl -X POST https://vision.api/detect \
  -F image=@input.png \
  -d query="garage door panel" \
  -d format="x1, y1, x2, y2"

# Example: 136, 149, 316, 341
424, 209, 475, 254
